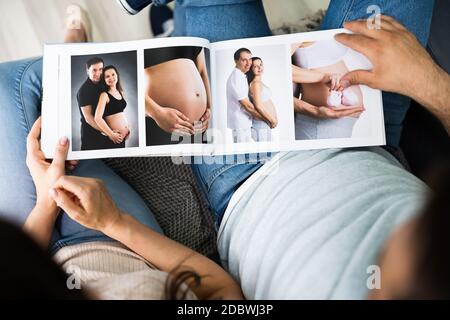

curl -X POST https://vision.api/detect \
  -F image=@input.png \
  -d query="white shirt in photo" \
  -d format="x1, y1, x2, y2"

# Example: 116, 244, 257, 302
226, 68, 252, 130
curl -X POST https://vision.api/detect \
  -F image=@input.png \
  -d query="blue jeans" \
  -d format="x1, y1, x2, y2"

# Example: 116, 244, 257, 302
0, 58, 163, 253
191, 0, 435, 226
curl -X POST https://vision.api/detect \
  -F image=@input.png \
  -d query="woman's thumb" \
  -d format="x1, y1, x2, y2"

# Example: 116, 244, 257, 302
52, 137, 69, 168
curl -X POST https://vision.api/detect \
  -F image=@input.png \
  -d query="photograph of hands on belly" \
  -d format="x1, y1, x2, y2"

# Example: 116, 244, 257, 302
71, 51, 138, 151
215, 44, 293, 145
292, 39, 368, 140
144, 46, 211, 146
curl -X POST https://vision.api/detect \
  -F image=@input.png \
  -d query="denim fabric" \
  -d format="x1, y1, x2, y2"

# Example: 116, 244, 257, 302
320, 0, 435, 147
0, 58, 163, 254
192, 0, 435, 225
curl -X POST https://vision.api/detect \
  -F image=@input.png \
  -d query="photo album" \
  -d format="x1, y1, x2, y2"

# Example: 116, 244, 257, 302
41, 29, 385, 160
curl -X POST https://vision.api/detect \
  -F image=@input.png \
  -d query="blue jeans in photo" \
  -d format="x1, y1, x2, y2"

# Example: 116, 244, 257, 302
0, 58, 163, 254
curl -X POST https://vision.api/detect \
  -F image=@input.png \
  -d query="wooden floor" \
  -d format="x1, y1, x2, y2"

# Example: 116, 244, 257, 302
0, 0, 329, 63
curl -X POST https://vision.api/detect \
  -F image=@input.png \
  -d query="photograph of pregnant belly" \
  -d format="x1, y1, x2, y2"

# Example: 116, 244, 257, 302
70, 51, 139, 151
292, 39, 366, 140
144, 46, 211, 146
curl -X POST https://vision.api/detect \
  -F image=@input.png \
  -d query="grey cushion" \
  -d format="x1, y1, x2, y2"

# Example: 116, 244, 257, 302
103, 157, 217, 257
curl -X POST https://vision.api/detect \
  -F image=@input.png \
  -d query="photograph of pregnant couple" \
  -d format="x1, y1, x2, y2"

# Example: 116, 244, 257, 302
292, 38, 366, 140
227, 48, 279, 143
144, 46, 211, 146
71, 51, 138, 151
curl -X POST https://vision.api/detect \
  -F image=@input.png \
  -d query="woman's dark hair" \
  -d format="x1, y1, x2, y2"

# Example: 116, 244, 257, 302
101, 65, 124, 94
0, 219, 87, 299
246, 57, 263, 84
406, 160, 450, 299
165, 264, 203, 300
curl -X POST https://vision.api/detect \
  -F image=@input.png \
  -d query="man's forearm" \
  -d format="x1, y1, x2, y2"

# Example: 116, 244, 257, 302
412, 65, 450, 134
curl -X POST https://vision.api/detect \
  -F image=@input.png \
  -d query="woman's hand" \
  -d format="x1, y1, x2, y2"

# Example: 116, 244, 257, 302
322, 73, 344, 91
49, 176, 123, 233
26, 117, 78, 209
109, 131, 124, 144
317, 105, 365, 119
152, 105, 195, 135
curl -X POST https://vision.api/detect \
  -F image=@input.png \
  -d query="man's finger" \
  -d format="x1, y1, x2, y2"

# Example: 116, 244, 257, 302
342, 20, 380, 38
340, 69, 374, 87
179, 119, 195, 131
176, 110, 190, 122
334, 33, 375, 58
380, 15, 407, 32
51, 137, 69, 168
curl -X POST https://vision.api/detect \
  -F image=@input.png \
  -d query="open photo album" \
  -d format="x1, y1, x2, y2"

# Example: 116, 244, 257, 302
41, 29, 385, 160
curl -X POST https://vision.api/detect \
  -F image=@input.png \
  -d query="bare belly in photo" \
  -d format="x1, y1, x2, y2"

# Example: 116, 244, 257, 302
106, 112, 129, 138
145, 58, 207, 122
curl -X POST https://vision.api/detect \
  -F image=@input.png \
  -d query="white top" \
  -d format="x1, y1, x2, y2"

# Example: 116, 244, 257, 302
250, 81, 272, 103
292, 39, 349, 69
53, 241, 198, 300
217, 148, 427, 299
227, 68, 252, 130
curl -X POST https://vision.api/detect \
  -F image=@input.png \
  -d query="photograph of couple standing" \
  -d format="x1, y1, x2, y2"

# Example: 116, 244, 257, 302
71, 51, 139, 151
227, 48, 278, 143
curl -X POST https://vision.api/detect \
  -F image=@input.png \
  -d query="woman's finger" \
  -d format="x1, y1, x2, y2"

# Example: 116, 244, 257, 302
49, 188, 83, 218
51, 137, 69, 169
26, 117, 42, 156
53, 175, 90, 198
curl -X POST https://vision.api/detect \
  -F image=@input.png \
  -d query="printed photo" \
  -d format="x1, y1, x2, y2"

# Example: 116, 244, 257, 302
291, 38, 367, 140
71, 51, 139, 151
214, 45, 293, 145
143, 46, 211, 146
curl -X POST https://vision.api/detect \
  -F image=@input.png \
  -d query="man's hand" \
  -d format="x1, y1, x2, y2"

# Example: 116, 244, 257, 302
335, 15, 450, 134
335, 15, 437, 99
152, 106, 194, 136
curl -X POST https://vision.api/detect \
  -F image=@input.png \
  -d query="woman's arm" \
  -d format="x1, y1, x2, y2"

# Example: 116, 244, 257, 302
50, 176, 244, 300
23, 203, 59, 249
292, 65, 330, 84
94, 93, 123, 143
23, 118, 76, 249
294, 97, 365, 119
250, 81, 277, 127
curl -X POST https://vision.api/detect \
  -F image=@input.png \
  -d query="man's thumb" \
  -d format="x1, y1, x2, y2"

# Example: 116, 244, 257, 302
341, 70, 373, 87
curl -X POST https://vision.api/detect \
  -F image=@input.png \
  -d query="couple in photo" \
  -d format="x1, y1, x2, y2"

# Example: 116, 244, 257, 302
77, 57, 130, 150
227, 48, 278, 143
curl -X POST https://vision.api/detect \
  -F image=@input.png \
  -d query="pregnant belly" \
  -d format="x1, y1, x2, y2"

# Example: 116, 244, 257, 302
263, 100, 277, 120
145, 59, 207, 122
105, 113, 129, 137
301, 61, 349, 107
